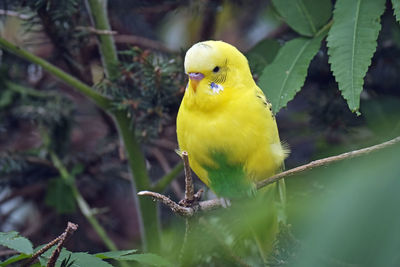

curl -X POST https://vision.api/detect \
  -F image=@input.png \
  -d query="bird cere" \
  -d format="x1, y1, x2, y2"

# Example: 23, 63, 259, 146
177, 40, 289, 198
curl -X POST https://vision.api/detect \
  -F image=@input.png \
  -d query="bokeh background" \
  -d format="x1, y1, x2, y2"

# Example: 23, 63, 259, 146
1, 0, 400, 266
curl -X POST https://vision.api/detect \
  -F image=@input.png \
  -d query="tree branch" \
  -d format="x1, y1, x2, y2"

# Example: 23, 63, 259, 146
256, 136, 400, 189
47, 222, 78, 267
22, 222, 78, 267
138, 136, 400, 216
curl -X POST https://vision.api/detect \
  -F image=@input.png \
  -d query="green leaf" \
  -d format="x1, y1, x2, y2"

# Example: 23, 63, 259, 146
0, 253, 30, 266
392, 0, 400, 23
0, 232, 33, 255
63, 252, 113, 267
259, 34, 326, 114
45, 178, 76, 214
272, 0, 332, 36
96, 250, 174, 267
39, 248, 113, 267
247, 39, 281, 76
327, 0, 386, 113
287, 143, 400, 266
95, 249, 137, 259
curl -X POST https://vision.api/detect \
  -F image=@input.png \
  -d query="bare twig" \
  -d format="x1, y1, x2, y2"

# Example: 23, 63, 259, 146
76, 26, 117, 35
47, 222, 78, 267
256, 136, 400, 189
22, 222, 78, 267
138, 191, 194, 216
138, 136, 400, 216
182, 151, 194, 203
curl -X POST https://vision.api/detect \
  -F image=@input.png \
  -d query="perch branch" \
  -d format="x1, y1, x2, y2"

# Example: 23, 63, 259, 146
47, 222, 78, 267
256, 136, 400, 189
22, 222, 78, 267
138, 136, 400, 217
182, 151, 194, 203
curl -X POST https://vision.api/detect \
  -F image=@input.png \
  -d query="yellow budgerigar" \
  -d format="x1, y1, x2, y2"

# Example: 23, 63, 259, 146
176, 40, 288, 199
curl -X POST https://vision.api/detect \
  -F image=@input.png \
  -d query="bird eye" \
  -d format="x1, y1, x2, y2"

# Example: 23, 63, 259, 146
213, 66, 220, 73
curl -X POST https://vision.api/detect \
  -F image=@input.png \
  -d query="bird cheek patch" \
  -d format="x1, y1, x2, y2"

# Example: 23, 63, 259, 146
209, 82, 224, 95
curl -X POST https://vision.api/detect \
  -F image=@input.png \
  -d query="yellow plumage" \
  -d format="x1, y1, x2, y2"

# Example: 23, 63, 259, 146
176, 40, 288, 198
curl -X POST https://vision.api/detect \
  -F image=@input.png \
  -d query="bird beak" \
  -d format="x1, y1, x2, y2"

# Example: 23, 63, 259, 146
188, 72, 204, 92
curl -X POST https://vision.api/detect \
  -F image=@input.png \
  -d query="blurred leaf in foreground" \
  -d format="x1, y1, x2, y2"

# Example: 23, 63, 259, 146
287, 142, 400, 266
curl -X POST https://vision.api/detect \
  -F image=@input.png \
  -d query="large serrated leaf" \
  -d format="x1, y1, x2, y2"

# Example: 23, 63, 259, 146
272, 0, 332, 36
327, 0, 386, 112
246, 39, 281, 76
0, 231, 33, 255
392, 0, 400, 22
259, 34, 325, 114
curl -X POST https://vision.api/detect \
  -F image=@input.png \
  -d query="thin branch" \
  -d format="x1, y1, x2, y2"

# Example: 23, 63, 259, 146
138, 191, 194, 216
22, 222, 78, 267
47, 222, 78, 267
256, 136, 400, 189
182, 151, 194, 203
138, 136, 400, 216
76, 26, 117, 35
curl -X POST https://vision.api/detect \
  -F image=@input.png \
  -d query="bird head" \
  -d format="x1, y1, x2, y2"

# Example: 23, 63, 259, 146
184, 40, 253, 95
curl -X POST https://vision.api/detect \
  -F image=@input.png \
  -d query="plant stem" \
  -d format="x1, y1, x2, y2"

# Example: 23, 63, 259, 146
114, 111, 160, 251
49, 152, 118, 251
0, 37, 111, 110
85, 0, 119, 80
85, 0, 161, 251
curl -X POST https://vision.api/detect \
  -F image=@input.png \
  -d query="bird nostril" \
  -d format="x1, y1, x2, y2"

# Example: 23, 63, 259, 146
188, 72, 204, 80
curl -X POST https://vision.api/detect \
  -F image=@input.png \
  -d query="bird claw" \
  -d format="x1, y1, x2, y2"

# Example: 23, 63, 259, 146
178, 189, 204, 207
220, 198, 231, 208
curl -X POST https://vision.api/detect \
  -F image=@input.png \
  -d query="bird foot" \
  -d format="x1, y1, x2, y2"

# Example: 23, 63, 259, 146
220, 198, 231, 208
179, 189, 204, 207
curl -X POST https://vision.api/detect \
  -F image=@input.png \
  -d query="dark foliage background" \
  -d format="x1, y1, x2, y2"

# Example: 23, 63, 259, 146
0, 0, 399, 266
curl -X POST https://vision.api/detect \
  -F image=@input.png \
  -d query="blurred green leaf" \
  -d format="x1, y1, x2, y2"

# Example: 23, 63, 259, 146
361, 96, 400, 139
96, 249, 174, 266
392, 0, 400, 23
327, 0, 386, 113
259, 34, 325, 113
95, 249, 137, 259
0, 231, 33, 255
272, 0, 332, 36
0, 90, 14, 108
287, 143, 400, 266
45, 178, 76, 214
0, 253, 30, 266
247, 39, 280, 76
39, 248, 113, 267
